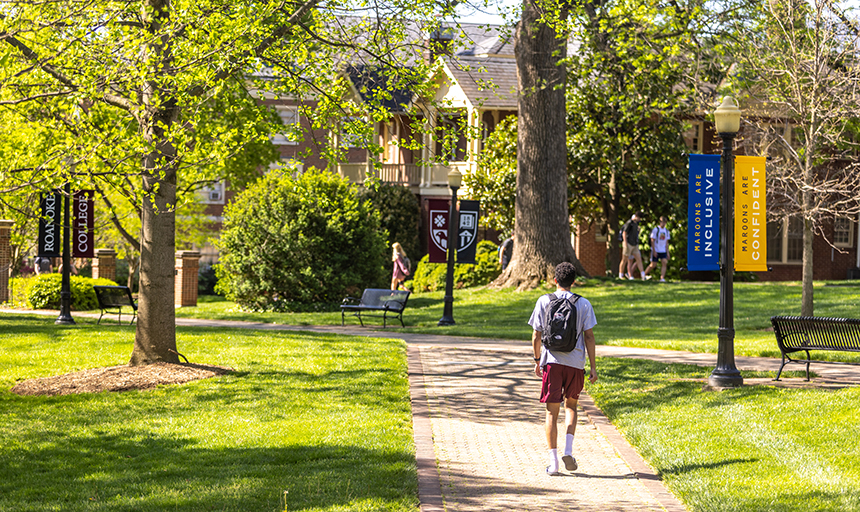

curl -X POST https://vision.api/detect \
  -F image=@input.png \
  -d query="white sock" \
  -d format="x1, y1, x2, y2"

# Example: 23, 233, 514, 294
547, 449, 559, 473
564, 434, 574, 456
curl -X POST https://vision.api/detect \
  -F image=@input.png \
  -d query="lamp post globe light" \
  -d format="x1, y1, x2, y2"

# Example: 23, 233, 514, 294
709, 96, 743, 388
438, 168, 462, 326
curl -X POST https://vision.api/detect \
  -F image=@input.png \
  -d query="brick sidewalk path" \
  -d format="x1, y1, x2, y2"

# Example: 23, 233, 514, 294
412, 345, 687, 512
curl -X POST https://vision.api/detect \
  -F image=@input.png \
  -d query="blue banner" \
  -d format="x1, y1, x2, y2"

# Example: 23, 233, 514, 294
687, 154, 721, 271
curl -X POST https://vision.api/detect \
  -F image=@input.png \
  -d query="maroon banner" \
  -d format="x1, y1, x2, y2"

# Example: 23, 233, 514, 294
73, 190, 94, 258
428, 198, 450, 263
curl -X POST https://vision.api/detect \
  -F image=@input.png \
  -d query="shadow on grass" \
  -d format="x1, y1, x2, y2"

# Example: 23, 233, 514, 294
661, 458, 758, 475
0, 430, 416, 512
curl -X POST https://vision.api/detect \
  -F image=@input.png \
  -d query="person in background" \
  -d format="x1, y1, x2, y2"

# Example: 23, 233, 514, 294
391, 242, 411, 291
34, 256, 52, 274
499, 237, 514, 271
644, 216, 671, 282
621, 211, 647, 280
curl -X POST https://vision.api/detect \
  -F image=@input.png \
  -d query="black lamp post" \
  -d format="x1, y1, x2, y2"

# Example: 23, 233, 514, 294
56, 181, 75, 325
438, 168, 462, 326
709, 96, 742, 387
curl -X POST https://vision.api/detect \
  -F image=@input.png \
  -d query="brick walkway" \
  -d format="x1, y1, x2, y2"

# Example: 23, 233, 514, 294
410, 345, 687, 512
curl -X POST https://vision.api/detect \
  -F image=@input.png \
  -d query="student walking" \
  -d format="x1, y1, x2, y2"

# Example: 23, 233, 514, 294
390, 242, 411, 291
621, 212, 647, 280
644, 216, 671, 282
528, 262, 598, 475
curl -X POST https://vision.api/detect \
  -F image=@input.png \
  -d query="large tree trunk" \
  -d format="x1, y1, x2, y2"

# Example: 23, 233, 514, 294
494, 0, 587, 289
130, 0, 180, 365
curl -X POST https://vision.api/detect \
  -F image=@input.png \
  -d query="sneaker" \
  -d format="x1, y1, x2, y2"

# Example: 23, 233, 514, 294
546, 466, 561, 476
659, 278, 666, 282
627, 275, 634, 280
561, 455, 578, 471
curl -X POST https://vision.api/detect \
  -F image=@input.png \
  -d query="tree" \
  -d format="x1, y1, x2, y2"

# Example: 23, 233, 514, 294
465, 115, 517, 236
0, 1, 442, 364
215, 169, 389, 310
566, 0, 700, 276
732, 0, 860, 315
496, 0, 588, 289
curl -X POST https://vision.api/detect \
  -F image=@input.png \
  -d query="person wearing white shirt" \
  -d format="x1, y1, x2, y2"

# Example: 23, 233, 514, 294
644, 216, 671, 282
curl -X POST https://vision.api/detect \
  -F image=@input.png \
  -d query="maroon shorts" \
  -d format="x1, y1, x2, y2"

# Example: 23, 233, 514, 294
540, 364, 585, 403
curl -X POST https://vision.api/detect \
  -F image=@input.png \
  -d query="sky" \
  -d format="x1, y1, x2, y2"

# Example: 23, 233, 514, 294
453, 0, 520, 25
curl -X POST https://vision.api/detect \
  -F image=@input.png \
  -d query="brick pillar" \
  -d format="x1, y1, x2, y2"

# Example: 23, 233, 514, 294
175, 250, 200, 307
0, 220, 12, 304
92, 248, 117, 282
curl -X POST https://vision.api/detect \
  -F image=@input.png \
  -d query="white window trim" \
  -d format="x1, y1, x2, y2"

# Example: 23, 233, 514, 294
767, 216, 803, 265
272, 106, 300, 146
199, 181, 225, 205
834, 216, 854, 248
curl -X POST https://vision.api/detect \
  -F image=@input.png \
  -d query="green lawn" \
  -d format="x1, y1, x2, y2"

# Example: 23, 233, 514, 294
180, 280, 860, 361
5, 279, 860, 511
0, 316, 417, 512
591, 358, 860, 512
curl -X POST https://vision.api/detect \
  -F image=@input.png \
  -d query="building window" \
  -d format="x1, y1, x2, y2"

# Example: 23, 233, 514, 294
767, 216, 803, 264
834, 216, 854, 247
199, 181, 225, 205
436, 113, 467, 162
340, 116, 363, 149
272, 106, 299, 145
594, 220, 607, 243
684, 122, 702, 153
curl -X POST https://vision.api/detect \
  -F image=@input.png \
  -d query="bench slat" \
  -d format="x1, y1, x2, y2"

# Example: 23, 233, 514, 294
341, 288, 410, 328
771, 315, 860, 381
93, 285, 137, 325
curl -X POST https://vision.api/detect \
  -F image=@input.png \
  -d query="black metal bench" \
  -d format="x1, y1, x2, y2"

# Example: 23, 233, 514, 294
93, 285, 138, 325
771, 316, 860, 381
341, 289, 410, 328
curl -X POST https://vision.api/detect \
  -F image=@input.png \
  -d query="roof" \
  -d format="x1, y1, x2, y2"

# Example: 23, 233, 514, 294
346, 65, 416, 113
442, 55, 518, 109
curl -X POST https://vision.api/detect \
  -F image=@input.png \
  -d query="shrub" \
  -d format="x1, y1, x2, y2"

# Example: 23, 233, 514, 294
215, 169, 389, 311
357, 183, 421, 262
412, 240, 501, 292
198, 263, 219, 295
12, 274, 118, 310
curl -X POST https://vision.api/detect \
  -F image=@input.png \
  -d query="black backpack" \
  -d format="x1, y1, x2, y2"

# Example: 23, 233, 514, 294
540, 293, 582, 353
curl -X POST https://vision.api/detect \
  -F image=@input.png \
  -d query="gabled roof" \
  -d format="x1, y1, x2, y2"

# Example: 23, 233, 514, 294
346, 65, 417, 113
442, 55, 518, 109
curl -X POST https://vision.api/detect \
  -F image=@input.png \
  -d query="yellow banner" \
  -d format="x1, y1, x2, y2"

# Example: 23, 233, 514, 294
734, 155, 767, 271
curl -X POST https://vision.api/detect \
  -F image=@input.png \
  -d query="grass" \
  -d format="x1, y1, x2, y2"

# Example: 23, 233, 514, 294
179, 280, 860, 361
6, 279, 860, 511
0, 316, 417, 512
592, 358, 860, 512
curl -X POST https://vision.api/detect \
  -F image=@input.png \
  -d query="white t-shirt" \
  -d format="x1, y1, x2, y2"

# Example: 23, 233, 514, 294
650, 226, 670, 253
528, 290, 597, 370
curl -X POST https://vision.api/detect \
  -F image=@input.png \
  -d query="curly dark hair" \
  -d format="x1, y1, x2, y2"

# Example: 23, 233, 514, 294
554, 262, 577, 288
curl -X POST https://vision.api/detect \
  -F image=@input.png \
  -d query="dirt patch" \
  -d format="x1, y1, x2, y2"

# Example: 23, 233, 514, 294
10, 362, 234, 396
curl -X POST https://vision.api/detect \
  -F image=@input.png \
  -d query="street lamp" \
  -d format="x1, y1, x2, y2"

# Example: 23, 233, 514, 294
709, 96, 742, 387
438, 168, 462, 326
56, 181, 75, 325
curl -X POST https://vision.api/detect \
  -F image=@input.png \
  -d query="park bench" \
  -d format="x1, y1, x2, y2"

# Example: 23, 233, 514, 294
93, 285, 138, 325
341, 289, 410, 328
771, 315, 860, 381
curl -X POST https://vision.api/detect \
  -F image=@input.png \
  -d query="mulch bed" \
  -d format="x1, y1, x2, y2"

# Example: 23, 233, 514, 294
10, 362, 234, 396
